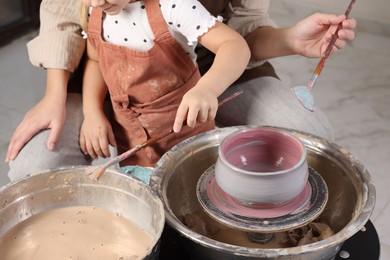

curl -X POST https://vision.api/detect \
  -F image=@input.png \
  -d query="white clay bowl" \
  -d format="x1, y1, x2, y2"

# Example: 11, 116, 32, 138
214, 127, 309, 206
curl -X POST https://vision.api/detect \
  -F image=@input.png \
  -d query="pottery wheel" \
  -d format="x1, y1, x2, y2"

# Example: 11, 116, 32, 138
196, 165, 328, 233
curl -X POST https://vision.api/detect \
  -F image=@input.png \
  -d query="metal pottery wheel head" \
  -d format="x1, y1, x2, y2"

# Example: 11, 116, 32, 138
196, 164, 329, 233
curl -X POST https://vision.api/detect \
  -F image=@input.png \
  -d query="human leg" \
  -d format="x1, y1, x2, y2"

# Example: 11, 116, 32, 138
8, 93, 92, 181
216, 76, 334, 141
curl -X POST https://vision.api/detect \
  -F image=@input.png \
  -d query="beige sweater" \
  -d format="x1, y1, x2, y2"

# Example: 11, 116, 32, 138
28, 0, 275, 73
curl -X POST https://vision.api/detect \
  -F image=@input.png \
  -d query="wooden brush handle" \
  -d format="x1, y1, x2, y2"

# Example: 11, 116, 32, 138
140, 129, 173, 148
91, 90, 244, 180
314, 0, 356, 75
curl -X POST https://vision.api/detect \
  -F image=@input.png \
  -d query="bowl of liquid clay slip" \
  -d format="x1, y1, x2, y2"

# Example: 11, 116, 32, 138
0, 166, 165, 260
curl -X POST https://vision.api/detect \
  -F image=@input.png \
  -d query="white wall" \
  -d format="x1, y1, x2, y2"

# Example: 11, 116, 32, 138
295, 0, 390, 24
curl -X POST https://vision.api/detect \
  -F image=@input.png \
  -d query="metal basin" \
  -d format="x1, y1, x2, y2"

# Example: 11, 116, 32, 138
0, 166, 165, 259
151, 126, 376, 259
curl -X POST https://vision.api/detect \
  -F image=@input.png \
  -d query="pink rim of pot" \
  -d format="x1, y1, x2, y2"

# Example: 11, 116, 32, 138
218, 128, 307, 176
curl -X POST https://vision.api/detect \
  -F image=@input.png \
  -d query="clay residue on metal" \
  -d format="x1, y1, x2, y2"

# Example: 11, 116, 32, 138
183, 209, 334, 248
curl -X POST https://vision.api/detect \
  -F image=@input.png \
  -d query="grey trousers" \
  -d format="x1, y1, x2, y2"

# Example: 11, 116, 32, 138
7, 77, 333, 182
217, 76, 334, 140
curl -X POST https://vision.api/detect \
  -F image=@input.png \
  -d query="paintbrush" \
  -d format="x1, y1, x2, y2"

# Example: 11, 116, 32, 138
86, 90, 243, 180
292, 0, 356, 111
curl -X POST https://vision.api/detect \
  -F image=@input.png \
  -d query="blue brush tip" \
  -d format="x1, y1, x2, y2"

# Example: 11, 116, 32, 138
292, 86, 315, 112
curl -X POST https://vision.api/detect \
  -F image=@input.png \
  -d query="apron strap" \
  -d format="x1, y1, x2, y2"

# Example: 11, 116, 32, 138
88, 8, 104, 36
144, 0, 172, 42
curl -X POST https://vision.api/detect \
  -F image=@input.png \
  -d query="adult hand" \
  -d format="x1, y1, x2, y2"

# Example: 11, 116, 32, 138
173, 87, 218, 133
5, 95, 66, 163
79, 112, 116, 160
290, 13, 356, 58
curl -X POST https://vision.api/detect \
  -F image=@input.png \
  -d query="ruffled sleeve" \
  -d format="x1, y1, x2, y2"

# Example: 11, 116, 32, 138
166, 0, 223, 46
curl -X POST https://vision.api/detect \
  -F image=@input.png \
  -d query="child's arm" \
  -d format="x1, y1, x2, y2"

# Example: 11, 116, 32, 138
173, 21, 250, 132
80, 40, 116, 159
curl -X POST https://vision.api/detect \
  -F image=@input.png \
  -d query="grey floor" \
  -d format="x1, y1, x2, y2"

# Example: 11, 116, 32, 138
1, 0, 389, 258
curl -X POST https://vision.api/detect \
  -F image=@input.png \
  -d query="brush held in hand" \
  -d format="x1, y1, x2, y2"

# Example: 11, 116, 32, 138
85, 90, 244, 180
85, 144, 141, 180
292, 0, 356, 111
85, 130, 172, 180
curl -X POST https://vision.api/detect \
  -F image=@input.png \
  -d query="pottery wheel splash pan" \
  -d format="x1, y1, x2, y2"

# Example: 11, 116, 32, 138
197, 165, 328, 233
151, 126, 376, 259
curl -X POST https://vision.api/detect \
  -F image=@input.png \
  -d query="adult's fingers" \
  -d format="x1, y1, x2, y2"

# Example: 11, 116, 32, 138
342, 17, 357, 30
6, 122, 42, 162
46, 122, 63, 151
338, 27, 355, 41
314, 13, 343, 27
333, 38, 346, 50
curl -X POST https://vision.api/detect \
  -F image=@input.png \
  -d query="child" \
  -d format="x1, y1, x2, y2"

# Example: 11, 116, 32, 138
79, 0, 250, 166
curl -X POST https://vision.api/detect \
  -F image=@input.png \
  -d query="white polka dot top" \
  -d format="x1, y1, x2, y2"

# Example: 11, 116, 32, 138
100, 0, 222, 64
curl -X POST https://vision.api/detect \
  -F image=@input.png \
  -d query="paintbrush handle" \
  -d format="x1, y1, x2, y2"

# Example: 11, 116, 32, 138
101, 145, 140, 167
313, 0, 356, 76
218, 90, 243, 107
96, 128, 170, 170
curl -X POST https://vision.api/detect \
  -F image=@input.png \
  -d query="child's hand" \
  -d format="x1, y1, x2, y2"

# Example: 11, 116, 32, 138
79, 112, 116, 159
173, 88, 218, 133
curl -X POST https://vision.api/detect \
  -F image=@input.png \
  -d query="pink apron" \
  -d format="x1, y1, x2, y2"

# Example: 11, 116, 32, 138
87, 0, 215, 166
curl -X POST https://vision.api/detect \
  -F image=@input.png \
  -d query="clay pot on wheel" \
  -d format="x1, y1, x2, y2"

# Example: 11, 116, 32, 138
215, 127, 308, 206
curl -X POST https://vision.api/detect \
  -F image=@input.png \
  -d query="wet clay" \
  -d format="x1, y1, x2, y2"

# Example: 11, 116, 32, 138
0, 206, 154, 260
183, 208, 334, 248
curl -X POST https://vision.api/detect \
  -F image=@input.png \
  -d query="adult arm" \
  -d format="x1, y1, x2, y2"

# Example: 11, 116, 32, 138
6, 69, 69, 162
5, 0, 86, 162
245, 14, 356, 61
27, 0, 86, 71
225, 0, 356, 62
